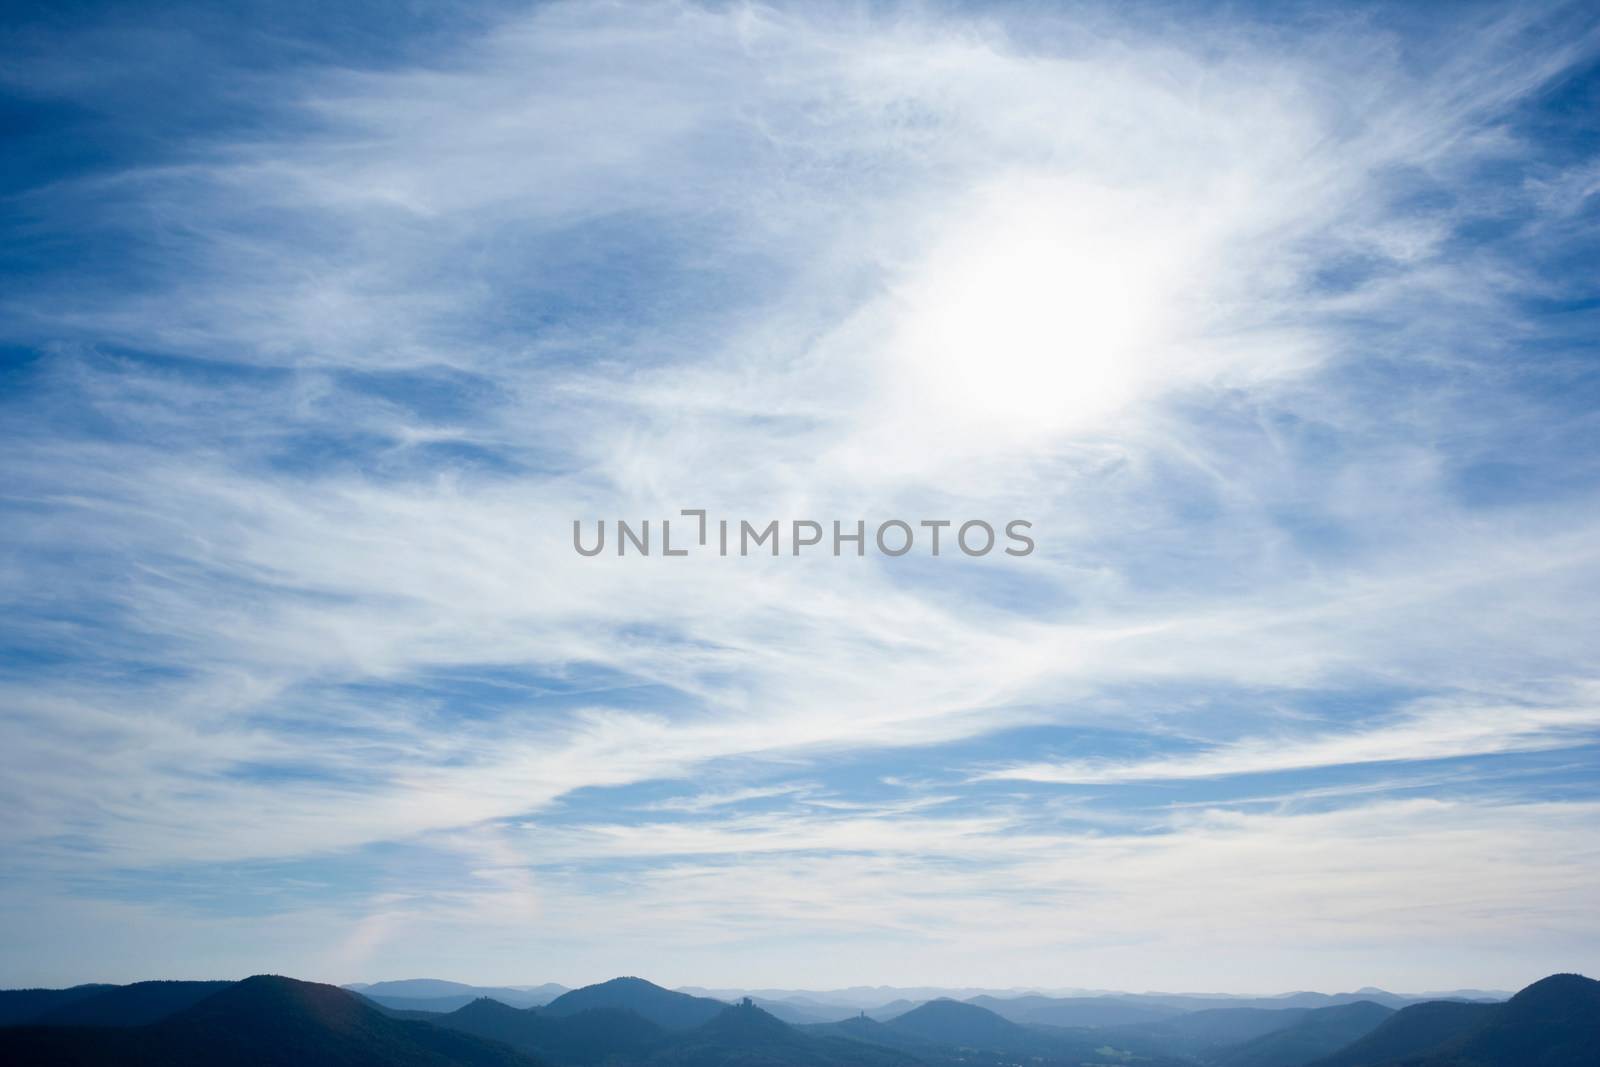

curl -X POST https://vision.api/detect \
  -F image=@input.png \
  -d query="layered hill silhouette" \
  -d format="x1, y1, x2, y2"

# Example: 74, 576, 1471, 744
815, 1012, 930, 1049
27, 981, 234, 1026
966, 991, 1181, 1027
812, 996, 1182, 1065
0, 975, 541, 1066
420, 993, 919, 1067
422, 997, 669, 1064
740, 996, 852, 1025
353, 979, 569, 1012
1302, 973, 1600, 1067
651, 998, 919, 1067
0, 971, 1591, 1067
1308, 1000, 1499, 1067
1105, 1003, 1336, 1056
0, 984, 114, 1025
1209, 1002, 1393, 1067
1407, 973, 1600, 1067
541, 976, 728, 1029
878, 998, 1036, 1047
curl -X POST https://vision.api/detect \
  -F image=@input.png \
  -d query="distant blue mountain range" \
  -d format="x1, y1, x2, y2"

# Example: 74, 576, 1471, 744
1, 970, 1588, 1067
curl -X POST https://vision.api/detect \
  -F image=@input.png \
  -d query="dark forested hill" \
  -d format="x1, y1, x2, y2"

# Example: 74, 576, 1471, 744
1301, 973, 1599, 1067
432, 993, 924, 1067
1412, 973, 1600, 1067
870, 997, 1188, 1066
28, 980, 234, 1026
432, 997, 669, 1063
0, 985, 115, 1025
649, 999, 923, 1067
542, 977, 728, 1029
882, 998, 1035, 1047
1209, 1001, 1393, 1067
1308, 1000, 1498, 1067
0, 975, 542, 1067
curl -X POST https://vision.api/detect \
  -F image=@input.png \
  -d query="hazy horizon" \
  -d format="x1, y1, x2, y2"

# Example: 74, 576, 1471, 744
0, 971, 1530, 1002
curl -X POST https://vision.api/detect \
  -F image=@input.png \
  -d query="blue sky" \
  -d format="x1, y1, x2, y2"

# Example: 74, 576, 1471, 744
1, 0, 1598, 993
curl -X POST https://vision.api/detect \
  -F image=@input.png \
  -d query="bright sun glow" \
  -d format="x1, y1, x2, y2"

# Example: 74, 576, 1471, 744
891, 175, 1186, 442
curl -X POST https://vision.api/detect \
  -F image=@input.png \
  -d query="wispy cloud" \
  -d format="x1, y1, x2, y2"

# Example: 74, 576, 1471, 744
1, 0, 1598, 990
981, 694, 1600, 784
